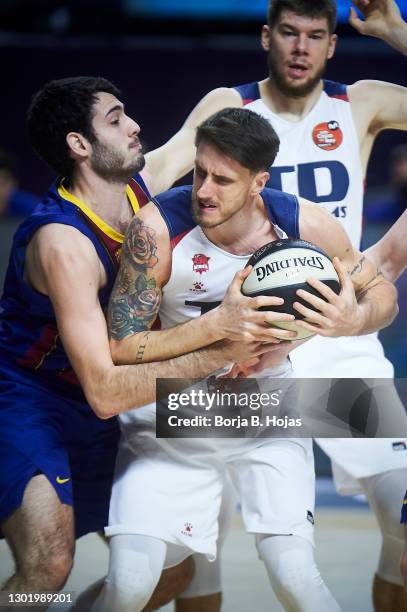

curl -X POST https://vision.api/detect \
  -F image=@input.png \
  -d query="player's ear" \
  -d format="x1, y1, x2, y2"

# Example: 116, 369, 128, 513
327, 33, 337, 59
261, 25, 271, 52
66, 132, 90, 160
253, 171, 269, 194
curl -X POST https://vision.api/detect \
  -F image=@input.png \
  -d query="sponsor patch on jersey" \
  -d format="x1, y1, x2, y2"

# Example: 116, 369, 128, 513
192, 253, 210, 274
392, 441, 407, 451
312, 120, 343, 151
189, 281, 207, 294
307, 510, 315, 525
181, 522, 193, 537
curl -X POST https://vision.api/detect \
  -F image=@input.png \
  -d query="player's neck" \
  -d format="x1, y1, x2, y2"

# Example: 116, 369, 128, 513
204, 195, 275, 255
68, 170, 130, 220
260, 77, 323, 121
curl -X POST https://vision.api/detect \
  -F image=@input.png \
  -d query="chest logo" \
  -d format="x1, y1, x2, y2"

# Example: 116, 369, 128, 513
189, 281, 207, 294
312, 120, 343, 151
192, 253, 210, 274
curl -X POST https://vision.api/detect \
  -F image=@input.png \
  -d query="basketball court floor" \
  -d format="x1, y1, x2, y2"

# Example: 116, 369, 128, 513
0, 478, 382, 611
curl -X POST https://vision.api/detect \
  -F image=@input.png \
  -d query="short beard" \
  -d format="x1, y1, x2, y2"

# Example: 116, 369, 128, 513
267, 51, 327, 99
90, 139, 145, 183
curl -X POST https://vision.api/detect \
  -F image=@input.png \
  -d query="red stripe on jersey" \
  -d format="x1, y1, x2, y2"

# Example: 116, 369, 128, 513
171, 228, 192, 249
242, 98, 255, 106
128, 177, 151, 208
330, 94, 349, 102
16, 324, 59, 370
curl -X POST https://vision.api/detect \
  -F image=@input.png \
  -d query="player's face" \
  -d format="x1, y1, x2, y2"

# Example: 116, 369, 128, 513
192, 142, 255, 229
89, 92, 145, 181
263, 11, 337, 98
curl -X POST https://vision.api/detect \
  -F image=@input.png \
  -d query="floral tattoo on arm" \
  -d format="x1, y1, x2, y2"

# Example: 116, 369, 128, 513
108, 218, 161, 343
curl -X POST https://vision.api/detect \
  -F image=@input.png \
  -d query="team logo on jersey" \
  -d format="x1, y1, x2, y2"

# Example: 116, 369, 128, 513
181, 522, 193, 537
392, 441, 407, 451
189, 281, 207, 294
192, 253, 210, 274
312, 120, 343, 151
306, 510, 315, 525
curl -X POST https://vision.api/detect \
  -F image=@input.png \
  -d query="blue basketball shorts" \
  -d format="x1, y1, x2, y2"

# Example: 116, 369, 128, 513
402, 491, 407, 524
0, 361, 120, 538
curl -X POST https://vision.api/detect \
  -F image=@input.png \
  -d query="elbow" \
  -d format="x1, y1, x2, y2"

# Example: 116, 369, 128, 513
84, 378, 119, 419
88, 393, 117, 420
109, 338, 129, 365
388, 299, 399, 327
383, 283, 399, 329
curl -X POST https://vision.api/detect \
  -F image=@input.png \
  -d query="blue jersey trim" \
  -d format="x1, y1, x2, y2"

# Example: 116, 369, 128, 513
234, 81, 261, 104
153, 185, 300, 242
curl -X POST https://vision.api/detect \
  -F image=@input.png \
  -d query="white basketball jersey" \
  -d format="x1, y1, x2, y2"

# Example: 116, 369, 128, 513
236, 81, 406, 482
236, 80, 394, 378
120, 188, 294, 444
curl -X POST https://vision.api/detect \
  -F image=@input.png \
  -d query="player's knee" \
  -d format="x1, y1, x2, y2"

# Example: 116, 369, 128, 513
25, 548, 73, 590
257, 535, 328, 602
107, 552, 158, 610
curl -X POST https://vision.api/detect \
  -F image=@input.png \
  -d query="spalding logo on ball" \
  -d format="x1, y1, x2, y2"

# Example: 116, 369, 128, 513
242, 239, 341, 339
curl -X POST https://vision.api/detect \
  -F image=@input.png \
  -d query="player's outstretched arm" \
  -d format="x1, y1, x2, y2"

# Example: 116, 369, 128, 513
142, 88, 242, 195
108, 202, 296, 366
350, 0, 407, 54
294, 201, 398, 337
26, 223, 269, 417
364, 210, 407, 282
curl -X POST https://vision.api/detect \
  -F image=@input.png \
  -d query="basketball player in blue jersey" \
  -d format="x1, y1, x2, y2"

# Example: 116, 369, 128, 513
93, 107, 397, 612
178, 1, 407, 608
0, 78, 282, 609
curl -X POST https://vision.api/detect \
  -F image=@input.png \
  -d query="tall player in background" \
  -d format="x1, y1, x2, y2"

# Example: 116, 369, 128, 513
179, 1, 407, 610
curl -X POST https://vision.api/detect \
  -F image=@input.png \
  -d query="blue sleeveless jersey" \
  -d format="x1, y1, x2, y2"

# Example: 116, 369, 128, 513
402, 491, 407, 523
154, 185, 299, 243
0, 174, 151, 399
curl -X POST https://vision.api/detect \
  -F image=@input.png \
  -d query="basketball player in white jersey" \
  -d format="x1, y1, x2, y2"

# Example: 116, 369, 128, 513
177, 1, 407, 608
91, 108, 397, 612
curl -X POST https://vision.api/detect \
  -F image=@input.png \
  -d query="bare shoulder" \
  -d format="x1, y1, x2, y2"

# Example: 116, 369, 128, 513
32, 223, 100, 267
349, 79, 400, 101
298, 199, 351, 257
122, 201, 171, 283
27, 223, 103, 295
195, 86, 243, 108
127, 201, 169, 241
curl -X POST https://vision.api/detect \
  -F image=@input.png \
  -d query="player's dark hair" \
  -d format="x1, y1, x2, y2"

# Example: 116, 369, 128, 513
27, 76, 121, 178
268, 0, 337, 34
195, 108, 280, 173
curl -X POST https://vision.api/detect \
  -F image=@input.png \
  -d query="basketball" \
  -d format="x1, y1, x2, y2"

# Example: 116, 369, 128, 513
241, 239, 341, 339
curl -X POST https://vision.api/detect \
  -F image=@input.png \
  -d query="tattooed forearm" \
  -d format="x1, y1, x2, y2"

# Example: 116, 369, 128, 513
350, 256, 366, 277
122, 217, 158, 270
135, 332, 150, 363
108, 283, 161, 340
